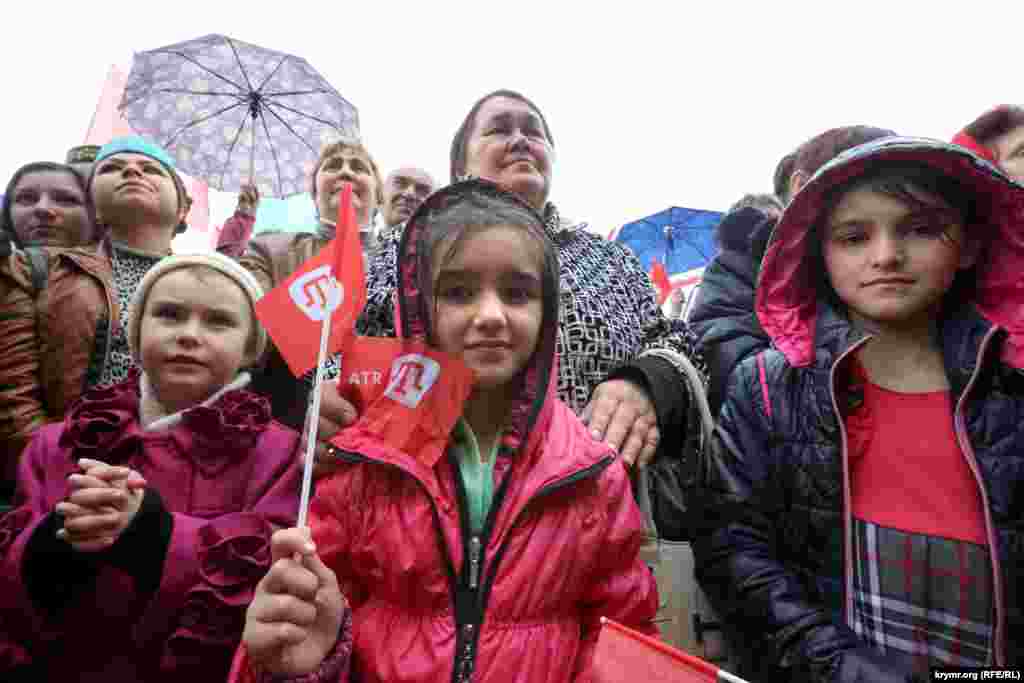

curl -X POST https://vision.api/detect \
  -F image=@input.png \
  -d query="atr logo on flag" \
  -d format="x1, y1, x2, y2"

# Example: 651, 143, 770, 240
289, 265, 342, 322
384, 354, 441, 408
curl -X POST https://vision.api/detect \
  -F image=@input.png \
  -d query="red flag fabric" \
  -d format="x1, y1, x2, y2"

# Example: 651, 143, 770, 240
332, 337, 475, 469
650, 260, 673, 305
592, 618, 748, 683
254, 184, 367, 377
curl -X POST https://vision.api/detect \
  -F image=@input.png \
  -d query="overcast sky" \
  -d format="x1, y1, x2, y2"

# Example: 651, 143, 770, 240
2, 1, 1017, 244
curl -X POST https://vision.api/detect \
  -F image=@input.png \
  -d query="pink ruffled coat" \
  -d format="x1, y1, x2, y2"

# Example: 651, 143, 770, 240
0, 373, 302, 682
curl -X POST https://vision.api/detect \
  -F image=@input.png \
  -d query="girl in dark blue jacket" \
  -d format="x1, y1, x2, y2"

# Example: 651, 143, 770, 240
694, 138, 1024, 682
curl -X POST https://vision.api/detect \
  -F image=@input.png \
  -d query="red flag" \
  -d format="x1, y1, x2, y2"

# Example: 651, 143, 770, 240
592, 618, 748, 683
254, 184, 367, 377
650, 260, 673, 306
333, 337, 475, 469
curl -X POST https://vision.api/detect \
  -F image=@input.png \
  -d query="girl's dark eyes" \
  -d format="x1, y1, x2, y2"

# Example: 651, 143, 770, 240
207, 314, 235, 327
13, 191, 38, 204
503, 286, 537, 302
54, 192, 83, 206
834, 232, 868, 246
154, 305, 182, 319
439, 285, 472, 301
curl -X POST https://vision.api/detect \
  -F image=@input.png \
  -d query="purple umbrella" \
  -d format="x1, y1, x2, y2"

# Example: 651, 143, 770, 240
120, 34, 359, 198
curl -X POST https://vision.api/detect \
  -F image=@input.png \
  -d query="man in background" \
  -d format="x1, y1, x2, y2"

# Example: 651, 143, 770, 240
378, 166, 435, 243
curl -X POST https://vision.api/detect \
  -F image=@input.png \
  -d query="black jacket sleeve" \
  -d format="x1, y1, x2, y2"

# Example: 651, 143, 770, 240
691, 356, 919, 683
689, 208, 775, 417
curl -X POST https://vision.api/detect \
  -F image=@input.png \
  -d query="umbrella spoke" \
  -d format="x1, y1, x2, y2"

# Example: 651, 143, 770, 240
259, 112, 286, 196
224, 36, 255, 94
262, 106, 320, 156
256, 55, 290, 94
219, 113, 251, 188
265, 100, 343, 131
154, 49, 247, 93
263, 89, 331, 98
150, 88, 246, 100
163, 100, 246, 148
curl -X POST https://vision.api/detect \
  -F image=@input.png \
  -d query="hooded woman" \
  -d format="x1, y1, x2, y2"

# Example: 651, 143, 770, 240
333, 91, 706, 541
234, 180, 657, 683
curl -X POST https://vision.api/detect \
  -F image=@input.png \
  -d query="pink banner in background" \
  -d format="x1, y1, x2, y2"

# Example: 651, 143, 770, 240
83, 65, 213, 243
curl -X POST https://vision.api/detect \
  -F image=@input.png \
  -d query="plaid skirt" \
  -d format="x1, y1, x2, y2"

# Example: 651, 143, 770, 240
849, 518, 994, 668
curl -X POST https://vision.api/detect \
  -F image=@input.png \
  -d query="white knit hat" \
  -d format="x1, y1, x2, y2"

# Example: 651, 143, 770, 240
128, 251, 267, 362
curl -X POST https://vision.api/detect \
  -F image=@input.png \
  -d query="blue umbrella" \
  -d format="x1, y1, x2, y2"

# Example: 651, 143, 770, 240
614, 206, 724, 275
120, 34, 359, 198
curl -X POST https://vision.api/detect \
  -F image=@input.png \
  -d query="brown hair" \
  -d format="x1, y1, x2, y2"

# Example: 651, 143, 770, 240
794, 126, 897, 178
2, 161, 97, 247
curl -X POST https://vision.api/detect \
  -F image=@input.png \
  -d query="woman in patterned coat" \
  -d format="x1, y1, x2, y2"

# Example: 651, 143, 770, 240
0, 136, 187, 501
303, 91, 704, 539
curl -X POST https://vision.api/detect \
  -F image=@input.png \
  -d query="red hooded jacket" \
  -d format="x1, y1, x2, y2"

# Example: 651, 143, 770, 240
234, 181, 658, 682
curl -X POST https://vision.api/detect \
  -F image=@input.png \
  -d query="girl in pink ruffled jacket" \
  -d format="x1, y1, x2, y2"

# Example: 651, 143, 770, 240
0, 251, 302, 683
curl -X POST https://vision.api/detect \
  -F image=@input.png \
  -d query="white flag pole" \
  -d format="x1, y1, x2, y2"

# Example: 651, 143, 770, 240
297, 303, 334, 528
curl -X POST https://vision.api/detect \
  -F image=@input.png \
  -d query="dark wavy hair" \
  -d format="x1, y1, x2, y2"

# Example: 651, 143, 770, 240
2, 161, 97, 248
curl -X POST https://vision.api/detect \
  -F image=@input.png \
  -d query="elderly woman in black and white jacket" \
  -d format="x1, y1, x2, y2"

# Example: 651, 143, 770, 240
315, 90, 705, 528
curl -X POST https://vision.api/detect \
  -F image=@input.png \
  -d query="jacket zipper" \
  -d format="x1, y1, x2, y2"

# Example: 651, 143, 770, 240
335, 446, 614, 683
827, 337, 870, 627
65, 250, 117, 383
950, 328, 1006, 666
829, 330, 1007, 665
453, 456, 615, 683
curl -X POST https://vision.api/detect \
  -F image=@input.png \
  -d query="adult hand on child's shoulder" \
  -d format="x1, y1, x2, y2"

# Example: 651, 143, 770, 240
244, 528, 347, 677
312, 381, 358, 480
582, 379, 660, 467
56, 459, 146, 552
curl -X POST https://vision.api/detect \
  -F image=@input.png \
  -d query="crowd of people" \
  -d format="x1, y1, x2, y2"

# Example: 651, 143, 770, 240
0, 93, 1021, 682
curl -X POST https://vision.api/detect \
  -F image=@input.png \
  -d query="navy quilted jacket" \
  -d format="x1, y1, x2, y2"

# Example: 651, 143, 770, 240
693, 139, 1024, 682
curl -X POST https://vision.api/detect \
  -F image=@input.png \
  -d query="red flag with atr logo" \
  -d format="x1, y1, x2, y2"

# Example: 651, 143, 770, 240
332, 337, 476, 468
254, 184, 366, 377
650, 259, 673, 305
592, 618, 749, 683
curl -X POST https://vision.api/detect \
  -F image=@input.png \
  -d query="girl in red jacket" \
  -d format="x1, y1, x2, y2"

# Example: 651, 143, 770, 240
236, 179, 659, 682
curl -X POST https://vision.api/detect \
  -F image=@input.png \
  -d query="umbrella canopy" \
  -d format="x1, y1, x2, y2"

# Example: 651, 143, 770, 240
120, 34, 359, 198
613, 206, 723, 275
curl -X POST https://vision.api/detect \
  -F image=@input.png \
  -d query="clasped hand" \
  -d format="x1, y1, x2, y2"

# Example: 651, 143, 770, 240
55, 458, 146, 552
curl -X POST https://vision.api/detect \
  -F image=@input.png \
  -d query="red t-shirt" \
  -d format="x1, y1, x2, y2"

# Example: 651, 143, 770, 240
847, 374, 988, 546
